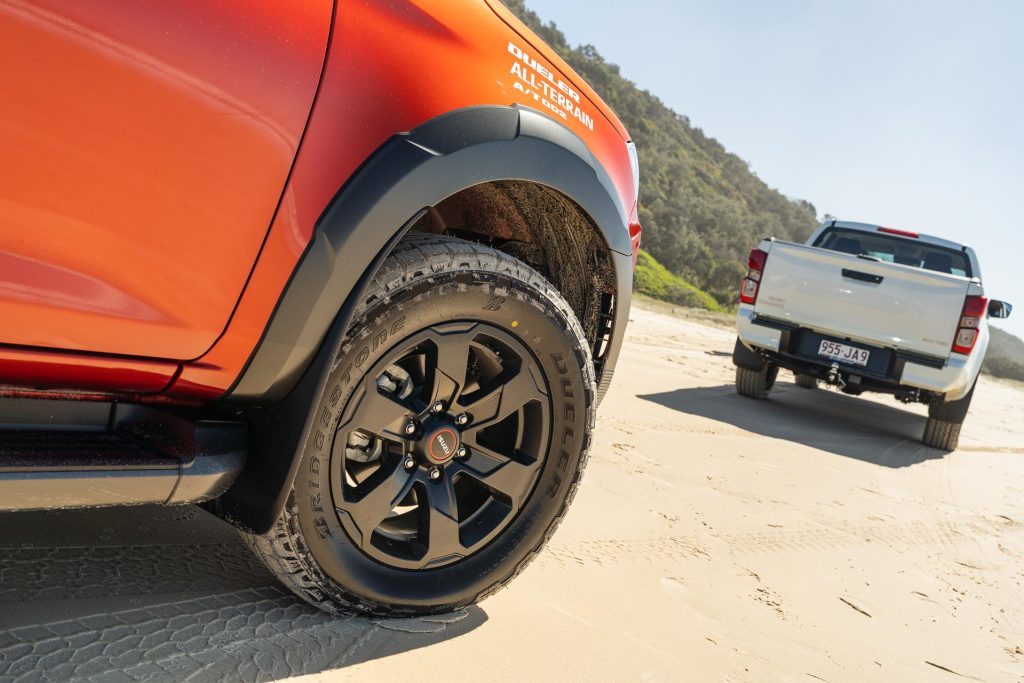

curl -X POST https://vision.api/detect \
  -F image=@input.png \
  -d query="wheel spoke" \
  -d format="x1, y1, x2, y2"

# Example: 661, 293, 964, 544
338, 463, 415, 548
337, 376, 409, 439
428, 332, 474, 408
456, 442, 538, 505
329, 321, 554, 570
421, 475, 463, 567
462, 365, 545, 432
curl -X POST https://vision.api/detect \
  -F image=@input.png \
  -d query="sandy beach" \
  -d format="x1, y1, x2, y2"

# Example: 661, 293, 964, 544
2, 300, 1022, 682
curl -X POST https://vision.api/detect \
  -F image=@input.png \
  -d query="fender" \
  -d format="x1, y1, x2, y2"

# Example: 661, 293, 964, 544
231, 105, 631, 402
215, 105, 634, 533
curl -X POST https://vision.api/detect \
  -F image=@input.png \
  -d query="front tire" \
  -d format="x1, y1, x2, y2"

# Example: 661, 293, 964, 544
245, 235, 596, 616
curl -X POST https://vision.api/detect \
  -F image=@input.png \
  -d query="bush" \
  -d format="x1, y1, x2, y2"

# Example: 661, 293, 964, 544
633, 250, 724, 312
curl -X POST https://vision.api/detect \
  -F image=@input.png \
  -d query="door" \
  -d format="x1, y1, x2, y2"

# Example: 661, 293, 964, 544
0, 0, 332, 359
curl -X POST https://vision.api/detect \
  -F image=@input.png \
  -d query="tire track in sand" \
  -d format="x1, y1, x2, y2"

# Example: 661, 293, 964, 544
0, 587, 474, 683
538, 515, 1022, 568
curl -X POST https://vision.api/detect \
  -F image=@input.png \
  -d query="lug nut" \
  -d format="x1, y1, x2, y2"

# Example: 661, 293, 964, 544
455, 413, 469, 426
404, 457, 416, 470
431, 400, 446, 413
428, 467, 442, 481
456, 445, 468, 458
404, 420, 418, 436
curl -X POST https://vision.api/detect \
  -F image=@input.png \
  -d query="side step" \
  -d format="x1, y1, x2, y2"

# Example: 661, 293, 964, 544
0, 400, 246, 512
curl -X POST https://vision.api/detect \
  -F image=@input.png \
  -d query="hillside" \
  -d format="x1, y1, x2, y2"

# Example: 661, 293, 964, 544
504, 1, 1024, 380
986, 326, 1024, 382
632, 250, 724, 312
503, 0, 820, 307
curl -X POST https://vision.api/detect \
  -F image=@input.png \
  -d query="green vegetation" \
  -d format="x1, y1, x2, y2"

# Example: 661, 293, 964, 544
503, 1, 1023, 379
503, 0, 819, 308
985, 327, 1024, 382
633, 250, 724, 312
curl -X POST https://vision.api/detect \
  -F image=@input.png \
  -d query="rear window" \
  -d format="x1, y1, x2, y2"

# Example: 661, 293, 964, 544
813, 228, 972, 278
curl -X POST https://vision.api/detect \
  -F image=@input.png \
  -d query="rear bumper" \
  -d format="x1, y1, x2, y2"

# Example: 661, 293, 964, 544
736, 305, 782, 352
899, 352, 977, 401
735, 306, 979, 401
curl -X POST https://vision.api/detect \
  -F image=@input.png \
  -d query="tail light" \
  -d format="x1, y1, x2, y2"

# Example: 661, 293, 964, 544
877, 227, 920, 238
626, 141, 641, 266
952, 295, 987, 354
739, 248, 768, 305
628, 204, 642, 266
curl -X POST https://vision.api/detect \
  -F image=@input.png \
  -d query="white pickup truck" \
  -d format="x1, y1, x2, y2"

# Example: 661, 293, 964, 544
732, 220, 1013, 450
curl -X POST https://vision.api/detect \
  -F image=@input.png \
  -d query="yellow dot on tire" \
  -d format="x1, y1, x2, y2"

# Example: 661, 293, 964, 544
511, 320, 519, 328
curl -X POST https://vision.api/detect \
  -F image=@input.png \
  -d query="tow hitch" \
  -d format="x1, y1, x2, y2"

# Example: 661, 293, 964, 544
825, 362, 846, 390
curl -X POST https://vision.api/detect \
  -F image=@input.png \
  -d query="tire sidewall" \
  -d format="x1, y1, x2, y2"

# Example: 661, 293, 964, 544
291, 270, 592, 611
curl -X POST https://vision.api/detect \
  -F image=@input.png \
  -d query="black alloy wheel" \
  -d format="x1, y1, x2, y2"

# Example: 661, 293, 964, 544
332, 323, 551, 569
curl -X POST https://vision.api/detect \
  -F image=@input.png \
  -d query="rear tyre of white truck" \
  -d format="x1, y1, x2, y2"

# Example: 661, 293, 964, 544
922, 418, 962, 451
921, 381, 976, 451
735, 364, 778, 400
794, 373, 818, 389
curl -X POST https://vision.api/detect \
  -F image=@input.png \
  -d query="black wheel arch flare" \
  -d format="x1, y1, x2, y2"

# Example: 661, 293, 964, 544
212, 105, 633, 533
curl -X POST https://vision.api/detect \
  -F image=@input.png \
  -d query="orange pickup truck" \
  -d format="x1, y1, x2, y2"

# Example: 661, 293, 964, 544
0, 0, 640, 615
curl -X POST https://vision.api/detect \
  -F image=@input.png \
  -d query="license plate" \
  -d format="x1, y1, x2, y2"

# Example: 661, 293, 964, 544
817, 339, 870, 366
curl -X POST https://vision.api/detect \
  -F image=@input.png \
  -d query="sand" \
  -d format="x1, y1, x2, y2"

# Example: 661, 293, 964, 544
1, 301, 1022, 681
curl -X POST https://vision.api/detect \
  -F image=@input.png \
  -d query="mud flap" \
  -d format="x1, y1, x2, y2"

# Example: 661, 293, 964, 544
928, 379, 976, 423
733, 337, 766, 371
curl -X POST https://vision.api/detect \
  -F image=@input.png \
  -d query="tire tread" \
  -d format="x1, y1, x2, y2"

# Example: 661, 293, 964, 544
794, 373, 818, 389
922, 416, 961, 451
735, 366, 771, 399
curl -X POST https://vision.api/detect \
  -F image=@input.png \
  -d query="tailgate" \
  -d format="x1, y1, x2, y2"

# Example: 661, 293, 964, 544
754, 242, 970, 359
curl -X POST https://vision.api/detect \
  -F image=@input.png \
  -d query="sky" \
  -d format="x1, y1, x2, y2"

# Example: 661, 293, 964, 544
532, 0, 1024, 339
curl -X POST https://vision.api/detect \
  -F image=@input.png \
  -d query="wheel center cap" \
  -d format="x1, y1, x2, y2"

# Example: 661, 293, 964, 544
425, 426, 460, 463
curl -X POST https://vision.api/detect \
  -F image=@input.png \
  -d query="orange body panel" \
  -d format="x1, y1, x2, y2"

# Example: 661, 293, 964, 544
0, 0, 331, 359
0, 346, 177, 397
0, 0, 637, 403
167, 0, 638, 401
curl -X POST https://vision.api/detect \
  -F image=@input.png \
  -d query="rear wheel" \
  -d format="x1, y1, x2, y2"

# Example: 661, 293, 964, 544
245, 235, 596, 616
922, 417, 962, 451
735, 364, 778, 400
794, 373, 818, 389
922, 381, 976, 451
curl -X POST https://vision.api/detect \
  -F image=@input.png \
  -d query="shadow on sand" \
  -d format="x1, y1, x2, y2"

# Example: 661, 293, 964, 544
0, 505, 485, 682
639, 381, 945, 468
